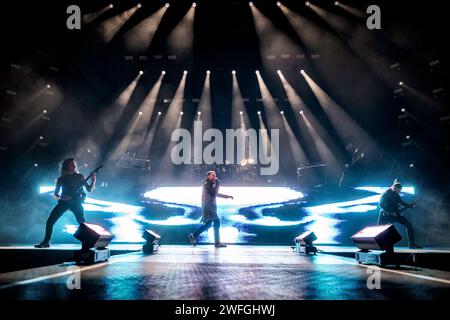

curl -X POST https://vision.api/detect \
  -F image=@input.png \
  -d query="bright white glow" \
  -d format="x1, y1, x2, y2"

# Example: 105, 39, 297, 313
401, 108, 406, 112
165, 3, 170, 8
84, 223, 113, 236
255, 70, 259, 74
139, 112, 143, 116
109, 4, 114, 9
334, 1, 339, 6
137, 3, 142, 9
192, 2, 197, 7
206, 70, 211, 74
162, 71, 166, 75
300, 69, 305, 74
232, 70, 236, 75
43, 110, 47, 113
143, 187, 303, 207
46, 84, 51, 88
63, 224, 78, 235
352, 225, 391, 238
280, 111, 284, 115
139, 70, 144, 75
158, 111, 162, 115
277, 2, 281, 7
197, 111, 201, 115
305, 1, 310, 6
180, 111, 184, 115
228, 215, 302, 226
249, 2, 253, 7
183, 70, 188, 74
277, 70, 281, 74
239, 111, 243, 115
257, 111, 261, 115
355, 186, 415, 195
299, 110, 304, 114
206, 226, 239, 243
399, 81, 404, 86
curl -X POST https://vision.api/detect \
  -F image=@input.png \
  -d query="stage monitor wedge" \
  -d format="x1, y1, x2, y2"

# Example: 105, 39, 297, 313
74, 223, 114, 249
294, 231, 318, 255
142, 229, 161, 254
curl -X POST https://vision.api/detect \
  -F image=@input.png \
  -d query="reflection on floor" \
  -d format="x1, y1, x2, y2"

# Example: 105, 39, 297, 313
0, 245, 449, 299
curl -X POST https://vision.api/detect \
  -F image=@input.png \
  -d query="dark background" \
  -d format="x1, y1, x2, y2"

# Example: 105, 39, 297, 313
0, 0, 449, 246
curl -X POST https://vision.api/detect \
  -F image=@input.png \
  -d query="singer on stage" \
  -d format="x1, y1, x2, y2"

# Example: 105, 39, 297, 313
188, 171, 233, 248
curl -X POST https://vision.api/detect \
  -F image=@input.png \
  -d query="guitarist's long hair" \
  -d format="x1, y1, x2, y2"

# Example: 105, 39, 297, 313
60, 158, 76, 175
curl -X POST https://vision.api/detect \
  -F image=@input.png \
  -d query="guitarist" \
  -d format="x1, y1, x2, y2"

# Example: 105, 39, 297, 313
378, 180, 422, 249
35, 158, 96, 248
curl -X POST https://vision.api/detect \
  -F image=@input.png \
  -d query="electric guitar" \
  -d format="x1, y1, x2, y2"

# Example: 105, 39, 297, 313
58, 165, 103, 204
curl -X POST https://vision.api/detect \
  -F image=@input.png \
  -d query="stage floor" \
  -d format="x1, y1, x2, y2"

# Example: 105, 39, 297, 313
0, 245, 449, 299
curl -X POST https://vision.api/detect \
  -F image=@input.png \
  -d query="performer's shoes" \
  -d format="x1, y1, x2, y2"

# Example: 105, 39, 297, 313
409, 243, 423, 249
214, 243, 227, 248
34, 242, 50, 248
188, 233, 196, 247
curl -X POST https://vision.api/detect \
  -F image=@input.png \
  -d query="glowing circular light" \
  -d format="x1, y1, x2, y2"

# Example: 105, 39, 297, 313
158, 111, 162, 115
334, 1, 339, 6
277, 2, 281, 7
43, 110, 47, 114
305, 1, 310, 7
183, 70, 188, 75
255, 70, 259, 74
165, 3, 170, 8
139, 112, 143, 116
280, 111, 284, 115
39, 136, 44, 140
409, 163, 414, 168
137, 3, 142, 8
180, 111, 184, 115
46, 84, 51, 88
206, 70, 211, 74
239, 111, 243, 115
109, 4, 114, 9
399, 81, 404, 86
249, 2, 254, 7
198, 111, 201, 115
192, 2, 197, 7
34, 163, 39, 167
232, 70, 236, 75
162, 70, 166, 75
406, 135, 410, 139
401, 108, 406, 112
139, 70, 144, 75
257, 111, 261, 115
300, 69, 305, 74
300, 110, 304, 114
277, 70, 281, 74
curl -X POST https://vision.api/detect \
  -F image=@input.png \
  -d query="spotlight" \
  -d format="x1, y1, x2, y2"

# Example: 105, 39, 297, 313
139, 112, 143, 116
299, 110, 304, 114
305, 1, 310, 6
137, 3, 142, 8
162, 70, 166, 75
232, 70, 236, 75
43, 110, 47, 114
399, 81, 404, 86
34, 163, 39, 167
334, 1, 339, 5
109, 4, 114, 9
406, 135, 410, 140
257, 111, 261, 115
351, 224, 401, 266
73, 223, 114, 265
198, 111, 201, 115
46, 84, 51, 89
409, 163, 414, 168
183, 70, 188, 75
192, 2, 197, 7
294, 231, 318, 255
277, 70, 281, 74
239, 111, 243, 115
255, 70, 260, 74
180, 111, 184, 115
280, 111, 284, 115
277, 2, 281, 7
300, 69, 305, 74
206, 70, 211, 75
142, 230, 161, 254
139, 70, 144, 75
401, 108, 406, 113
39, 136, 44, 140
158, 111, 162, 115
249, 2, 254, 7
165, 3, 170, 8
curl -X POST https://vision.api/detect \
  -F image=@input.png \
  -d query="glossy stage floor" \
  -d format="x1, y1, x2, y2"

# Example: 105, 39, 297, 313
1, 245, 450, 300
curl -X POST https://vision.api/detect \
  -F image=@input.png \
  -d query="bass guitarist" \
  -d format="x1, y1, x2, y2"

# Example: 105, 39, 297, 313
378, 179, 422, 249
35, 158, 96, 248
